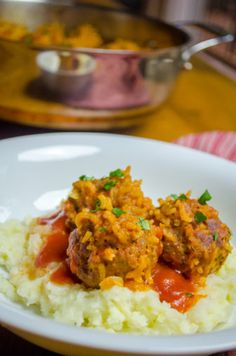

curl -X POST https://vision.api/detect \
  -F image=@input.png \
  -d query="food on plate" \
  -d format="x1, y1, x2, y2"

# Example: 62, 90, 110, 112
64, 166, 153, 223
0, 20, 144, 50
0, 167, 235, 335
67, 210, 161, 288
154, 192, 232, 278
65, 167, 160, 288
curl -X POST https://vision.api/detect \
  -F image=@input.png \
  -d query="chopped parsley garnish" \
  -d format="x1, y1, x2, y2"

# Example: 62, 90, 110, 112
79, 175, 94, 181
109, 169, 124, 178
112, 208, 125, 218
194, 211, 207, 223
137, 217, 150, 231
185, 292, 194, 297
213, 232, 219, 241
91, 199, 101, 213
198, 190, 212, 205
103, 181, 116, 191
171, 193, 187, 201
178, 194, 188, 201
99, 227, 107, 233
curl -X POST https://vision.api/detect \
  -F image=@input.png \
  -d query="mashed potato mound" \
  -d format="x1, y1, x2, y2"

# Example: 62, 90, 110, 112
0, 219, 236, 335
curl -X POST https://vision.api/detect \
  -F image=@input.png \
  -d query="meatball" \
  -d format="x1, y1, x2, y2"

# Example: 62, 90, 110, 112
64, 166, 154, 227
67, 210, 162, 288
154, 193, 232, 278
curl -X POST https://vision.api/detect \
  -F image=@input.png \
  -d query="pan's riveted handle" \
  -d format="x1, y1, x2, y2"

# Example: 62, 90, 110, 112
176, 21, 234, 62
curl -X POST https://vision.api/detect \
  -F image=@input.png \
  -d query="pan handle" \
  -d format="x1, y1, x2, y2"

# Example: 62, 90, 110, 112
176, 21, 234, 62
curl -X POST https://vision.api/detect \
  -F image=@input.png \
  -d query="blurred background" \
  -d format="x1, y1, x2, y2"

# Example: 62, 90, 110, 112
146, 0, 236, 70
97, 0, 236, 70
0, 0, 235, 139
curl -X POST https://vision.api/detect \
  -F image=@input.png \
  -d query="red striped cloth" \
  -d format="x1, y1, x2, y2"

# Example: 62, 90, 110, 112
175, 131, 236, 163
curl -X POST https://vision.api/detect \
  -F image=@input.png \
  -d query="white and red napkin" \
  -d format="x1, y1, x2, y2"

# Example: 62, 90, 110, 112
175, 131, 236, 163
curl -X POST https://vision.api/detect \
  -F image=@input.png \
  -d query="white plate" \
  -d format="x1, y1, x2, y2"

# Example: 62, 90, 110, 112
0, 132, 235, 356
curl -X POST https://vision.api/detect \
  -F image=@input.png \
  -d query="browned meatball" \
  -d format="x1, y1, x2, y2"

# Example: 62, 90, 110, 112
63, 167, 154, 227
67, 210, 162, 288
154, 193, 232, 278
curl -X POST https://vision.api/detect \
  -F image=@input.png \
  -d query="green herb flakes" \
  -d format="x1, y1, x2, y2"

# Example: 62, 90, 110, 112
112, 208, 125, 218
213, 232, 219, 241
91, 199, 101, 213
109, 169, 124, 178
171, 193, 187, 201
194, 211, 207, 223
137, 217, 150, 231
79, 175, 94, 181
103, 181, 116, 191
178, 194, 188, 201
99, 227, 107, 233
198, 190, 212, 205
185, 292, 194, 297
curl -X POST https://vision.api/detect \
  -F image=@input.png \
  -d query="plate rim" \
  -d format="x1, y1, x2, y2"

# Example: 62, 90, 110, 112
0, 131, 235, 167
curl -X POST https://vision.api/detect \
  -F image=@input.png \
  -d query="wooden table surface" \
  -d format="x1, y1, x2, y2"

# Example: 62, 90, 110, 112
0, 56, 235, 355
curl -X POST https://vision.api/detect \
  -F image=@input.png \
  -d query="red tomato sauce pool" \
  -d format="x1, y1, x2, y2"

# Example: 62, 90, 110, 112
50, 261, 79, 285
152, 263, 203, 313
35, 210, 69, 268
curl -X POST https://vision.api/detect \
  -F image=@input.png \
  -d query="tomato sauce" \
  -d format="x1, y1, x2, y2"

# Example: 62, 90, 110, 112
152, 263, 202, 313
50, 262, 78, 285
38, 210, 67, 231
35, 210, 69, 268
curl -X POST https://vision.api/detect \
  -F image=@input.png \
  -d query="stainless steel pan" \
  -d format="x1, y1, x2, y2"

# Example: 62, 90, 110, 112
0, 0, 234, 129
